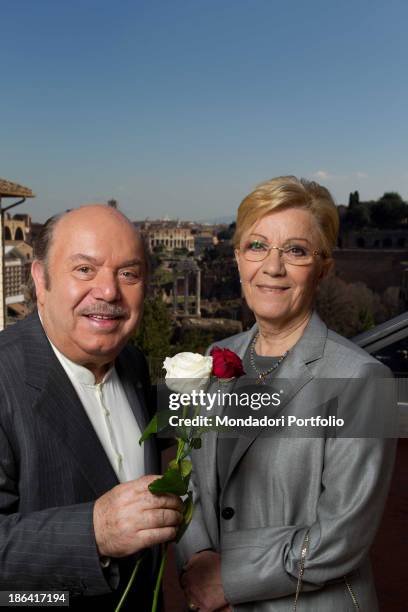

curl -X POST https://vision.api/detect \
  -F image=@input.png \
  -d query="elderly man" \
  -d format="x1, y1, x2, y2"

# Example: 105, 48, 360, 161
0, 205, 182, 609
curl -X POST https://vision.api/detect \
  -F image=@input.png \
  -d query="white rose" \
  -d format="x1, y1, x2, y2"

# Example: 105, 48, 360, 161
163, 352, 213, 394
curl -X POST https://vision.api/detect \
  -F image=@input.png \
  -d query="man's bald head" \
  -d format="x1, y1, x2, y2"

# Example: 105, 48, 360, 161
33, 205, 145, 291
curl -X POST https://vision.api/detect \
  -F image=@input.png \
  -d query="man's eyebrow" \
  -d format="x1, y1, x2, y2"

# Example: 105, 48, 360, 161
68, 254, 143, 267
119, 259, 143, 268
68, 254, 100, 264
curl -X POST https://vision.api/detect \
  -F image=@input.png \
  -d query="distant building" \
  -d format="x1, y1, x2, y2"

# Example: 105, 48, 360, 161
138, 220, 195, 253
0, 177, 35, 329
4, 213, 31, 241
4, 243, 33, 317
194, 229, 218, 256
339, 229, 407, 249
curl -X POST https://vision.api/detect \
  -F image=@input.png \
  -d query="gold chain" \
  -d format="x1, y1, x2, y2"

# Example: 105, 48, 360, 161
344, 575, 361, 610
292, 530, 310, 611
292, 535, 361, 611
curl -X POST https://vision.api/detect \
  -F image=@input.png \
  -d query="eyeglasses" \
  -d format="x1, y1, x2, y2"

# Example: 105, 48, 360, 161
240, 239, 323, 266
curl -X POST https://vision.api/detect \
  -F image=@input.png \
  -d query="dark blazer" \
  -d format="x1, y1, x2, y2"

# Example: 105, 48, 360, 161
0, 311, 160, 610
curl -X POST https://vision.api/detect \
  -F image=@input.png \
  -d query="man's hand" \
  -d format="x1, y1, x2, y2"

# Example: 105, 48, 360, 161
93, 475, 183, 557
181, 550, 231, 612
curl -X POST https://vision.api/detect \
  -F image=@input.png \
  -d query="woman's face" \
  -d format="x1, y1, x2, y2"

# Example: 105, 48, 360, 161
235, 208, 328, 327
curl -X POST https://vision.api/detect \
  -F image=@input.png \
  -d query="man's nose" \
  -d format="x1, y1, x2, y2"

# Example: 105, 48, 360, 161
91, 271, 121, 301
262, 247, 286, 276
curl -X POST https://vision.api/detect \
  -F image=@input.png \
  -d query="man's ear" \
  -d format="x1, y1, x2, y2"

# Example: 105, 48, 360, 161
31, 260, 48, 305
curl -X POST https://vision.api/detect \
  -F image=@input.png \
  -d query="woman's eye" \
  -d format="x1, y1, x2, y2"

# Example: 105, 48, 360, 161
287, 246, 307, 256
249, 241, 267, 251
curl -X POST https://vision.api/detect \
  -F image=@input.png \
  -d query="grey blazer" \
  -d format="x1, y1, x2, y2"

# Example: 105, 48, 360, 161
177, 311, 397, 611
0, 312, 160, 610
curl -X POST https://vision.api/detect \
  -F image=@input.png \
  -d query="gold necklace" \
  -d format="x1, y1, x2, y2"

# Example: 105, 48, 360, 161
249, 332, 289, 384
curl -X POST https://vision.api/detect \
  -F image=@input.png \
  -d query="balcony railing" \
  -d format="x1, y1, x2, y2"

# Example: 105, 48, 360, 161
353, 311, 408, 437
353, 311, 408, 354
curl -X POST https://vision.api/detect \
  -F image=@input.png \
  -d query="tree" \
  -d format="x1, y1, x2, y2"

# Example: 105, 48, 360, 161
348, 191, 360, 209
174, 328, 215, 355
133, 296, 173, 361
379, 192, 404, 204
381, 286, 403, 320
371, 192, 408, 229
174, 247, 189, 256
345, 203, 371, 229
316, 275, 356, 337
152, 266, 173, 286
317, 276, 378, 336
217, 222, 236, 241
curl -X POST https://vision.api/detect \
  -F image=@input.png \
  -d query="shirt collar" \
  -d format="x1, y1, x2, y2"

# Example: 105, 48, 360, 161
38, 312, 114, 386
50, 341, 114, 386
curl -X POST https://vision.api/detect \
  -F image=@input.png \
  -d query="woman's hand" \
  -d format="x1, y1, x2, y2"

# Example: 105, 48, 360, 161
181, 550, 231, 612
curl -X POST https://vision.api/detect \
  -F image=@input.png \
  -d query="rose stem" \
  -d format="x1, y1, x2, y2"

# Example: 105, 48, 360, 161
114, 553, 145, 612
151, 543, 169, 612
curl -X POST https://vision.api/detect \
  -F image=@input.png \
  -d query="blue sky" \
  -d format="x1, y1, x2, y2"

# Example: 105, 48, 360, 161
1, 0, 407, 222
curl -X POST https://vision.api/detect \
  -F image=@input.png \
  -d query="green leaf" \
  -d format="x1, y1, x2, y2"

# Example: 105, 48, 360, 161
139, 410, 182, 445
176, 492, 194, 542
190, 438, 202, 449
139, 414, 158, 445
168, 459, 192, 479
148, 468, 189, 496
174, 427, 189, 443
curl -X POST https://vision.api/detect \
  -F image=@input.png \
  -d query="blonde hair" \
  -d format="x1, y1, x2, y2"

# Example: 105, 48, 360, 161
233, 176, 339, 256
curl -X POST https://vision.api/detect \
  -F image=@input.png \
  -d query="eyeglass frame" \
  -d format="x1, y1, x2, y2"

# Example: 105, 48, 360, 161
237, 242, 325, 265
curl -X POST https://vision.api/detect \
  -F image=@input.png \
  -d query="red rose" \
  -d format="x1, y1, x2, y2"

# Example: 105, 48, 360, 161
210, 347, 245, 379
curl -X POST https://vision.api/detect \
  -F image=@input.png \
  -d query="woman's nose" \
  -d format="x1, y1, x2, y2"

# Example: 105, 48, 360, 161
261, 247, 286, 276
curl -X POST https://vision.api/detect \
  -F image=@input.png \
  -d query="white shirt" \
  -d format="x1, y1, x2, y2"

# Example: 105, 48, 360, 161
49, 341, 145, 483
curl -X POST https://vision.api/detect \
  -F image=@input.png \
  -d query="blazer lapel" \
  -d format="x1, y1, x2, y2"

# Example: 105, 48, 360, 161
223, 355, 313, 486
203, 328, 255, 499
23, 312, 119, 497
115, 349, 150, 432
220, 311, 328, 488
115, 349, 159, 474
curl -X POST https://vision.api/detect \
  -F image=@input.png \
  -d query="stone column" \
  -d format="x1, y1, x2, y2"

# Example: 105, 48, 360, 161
184, 272, 189, 315
195, 269, 201, 316
173, 274, 178, 313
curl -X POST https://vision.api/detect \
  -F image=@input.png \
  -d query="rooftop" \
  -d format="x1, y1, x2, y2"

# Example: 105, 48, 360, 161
0, 178, 35, 199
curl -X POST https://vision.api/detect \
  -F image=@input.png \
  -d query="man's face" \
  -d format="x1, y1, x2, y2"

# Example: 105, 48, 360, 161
32, 207, 146, 370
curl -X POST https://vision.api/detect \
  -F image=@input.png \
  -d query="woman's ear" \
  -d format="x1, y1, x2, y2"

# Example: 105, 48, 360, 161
318, 257, 334, 281
234, 248, 241, 274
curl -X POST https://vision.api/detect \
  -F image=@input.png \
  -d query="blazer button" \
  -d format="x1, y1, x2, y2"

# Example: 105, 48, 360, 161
221, 507, 235, 520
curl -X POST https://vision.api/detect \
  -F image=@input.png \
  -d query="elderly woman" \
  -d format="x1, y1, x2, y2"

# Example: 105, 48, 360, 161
178, 176, 396, 611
